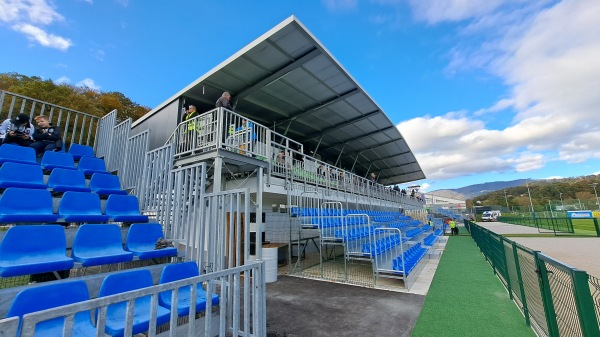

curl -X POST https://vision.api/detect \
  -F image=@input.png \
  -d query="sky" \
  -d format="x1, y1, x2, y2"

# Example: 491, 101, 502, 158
1, 0, 599, 192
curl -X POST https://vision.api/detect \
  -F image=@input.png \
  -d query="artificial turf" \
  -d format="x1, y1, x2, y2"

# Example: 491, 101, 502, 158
410, 235, 536, 337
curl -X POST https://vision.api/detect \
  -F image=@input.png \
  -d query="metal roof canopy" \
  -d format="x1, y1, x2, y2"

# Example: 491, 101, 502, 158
133, 16, 425, 185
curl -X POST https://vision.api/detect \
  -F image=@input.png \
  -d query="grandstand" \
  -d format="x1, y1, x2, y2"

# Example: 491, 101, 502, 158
0, 16, 449, 337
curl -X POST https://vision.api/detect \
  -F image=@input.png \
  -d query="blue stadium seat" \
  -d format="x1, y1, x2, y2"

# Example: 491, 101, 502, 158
72, 224, 133, 267
68, 143, 95, 160
0, 162, 46, 189
105, 194, 148, 222
77, 156, 109, 176
125, 223, 177, 260
58, 191, 109, 223
47, 168, 91, 193
7, 280, 97, 337
0, 144, 37, 166
159, 261, 220, 316
0, 225, 74, 277
89, 173, 127, 196
98, 269, 171, 337
0, 188, 59, 223
40, 151, 76, 171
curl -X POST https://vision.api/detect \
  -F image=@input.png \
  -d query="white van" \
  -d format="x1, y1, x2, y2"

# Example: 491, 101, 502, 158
482, 211, 496, 222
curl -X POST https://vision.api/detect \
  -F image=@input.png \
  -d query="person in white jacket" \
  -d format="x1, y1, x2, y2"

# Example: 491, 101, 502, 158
0, 113, 34, 147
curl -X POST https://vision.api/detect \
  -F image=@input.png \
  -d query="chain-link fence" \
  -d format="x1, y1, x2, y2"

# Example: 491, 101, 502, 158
464, 220, 600, 337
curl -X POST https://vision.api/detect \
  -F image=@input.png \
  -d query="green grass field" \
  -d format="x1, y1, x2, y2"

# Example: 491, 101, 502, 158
571, 218, 598, 235
410, 236, 535, 337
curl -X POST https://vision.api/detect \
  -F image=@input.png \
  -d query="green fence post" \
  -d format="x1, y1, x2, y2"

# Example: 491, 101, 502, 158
535, 252, 560, 337
571, 270, 600, 337
512, 242, 530, 327
593, 218, 600, 237
502, 237, 513, 300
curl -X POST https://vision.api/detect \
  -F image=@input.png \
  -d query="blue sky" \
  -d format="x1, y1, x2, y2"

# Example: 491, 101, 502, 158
1, 0, 599, 192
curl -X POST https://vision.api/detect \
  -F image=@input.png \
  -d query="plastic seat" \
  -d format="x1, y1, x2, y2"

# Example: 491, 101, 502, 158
40, 151, 76, 171
72, 224, 133, 267
0, 188, 59, 223
89, 173, 127, 196
47, 168, 91, 193
125, 223, 177, 260
58, 191, 109, 223
0, 162, 46, 189
68, 143, 95, 160
159, 261, 220, 316
98, 269, 171, 337
0, 144, 37, 166
105, 194, 149, 222
0, 225, 74, 277
7, 280, 97, 337
77, 156, 109, 176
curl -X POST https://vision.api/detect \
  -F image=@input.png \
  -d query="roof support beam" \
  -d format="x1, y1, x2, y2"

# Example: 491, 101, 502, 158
323, 126, 396, 151
299, 109, 380, 142
234, 48, 321, 101
345, 137, 403, 157
334, 143, 346, 167
274, 88, 359, 127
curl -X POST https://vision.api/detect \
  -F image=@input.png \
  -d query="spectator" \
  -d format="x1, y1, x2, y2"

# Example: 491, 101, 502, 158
276, 150, 286, 164
30, 115, 63, 155
0, 113, 33, 147
449, 219, 457, 235
369, 172, 377, 183
393, 185, 400, 192
216, 91, 233, 110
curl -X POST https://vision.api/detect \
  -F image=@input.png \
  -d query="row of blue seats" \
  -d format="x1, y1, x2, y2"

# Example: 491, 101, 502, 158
404, 227, 423, 240
292, 207, 408, 218
392, 243, 428, 276
0, 163, 126, 195
361, 234, 404, 257
423, 233, 439, 247
302, 216, 368, 228
420, 224, 432, 232
7, 261, 219, 337
0, 145, 107, 176
334, 226, 374, 241
0, 223, 175, 278
0, 187, 146, 223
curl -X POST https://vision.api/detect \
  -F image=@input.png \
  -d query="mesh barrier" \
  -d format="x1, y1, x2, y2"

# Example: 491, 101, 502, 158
541, 260, 582, 337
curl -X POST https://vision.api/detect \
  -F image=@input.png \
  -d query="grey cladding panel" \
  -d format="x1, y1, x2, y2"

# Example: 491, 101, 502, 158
245, 42, 290, 71
346, 93, 378, 113
262, 81, 315, 110
272, 27, 313, 57
229, 57, 270, 83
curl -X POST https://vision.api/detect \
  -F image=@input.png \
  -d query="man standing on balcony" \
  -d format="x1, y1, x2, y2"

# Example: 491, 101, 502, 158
216, 91, 233, 110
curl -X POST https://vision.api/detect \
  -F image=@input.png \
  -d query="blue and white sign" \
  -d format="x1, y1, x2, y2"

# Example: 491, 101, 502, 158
567, 211, 593, 219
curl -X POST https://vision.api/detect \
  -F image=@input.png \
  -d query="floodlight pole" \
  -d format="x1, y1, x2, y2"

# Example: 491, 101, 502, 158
591, 183, 599, 211
504, 190, 509, 209
526, 179, 535, 219
548, 200, 554, 218
559, 192, 564, 210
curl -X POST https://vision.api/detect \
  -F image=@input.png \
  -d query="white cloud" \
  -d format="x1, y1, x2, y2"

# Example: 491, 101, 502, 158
0, 0, 72, 50
323, 0, 357, 11
12, 23, 71, 50
391, 0, 600, 186
54, 76, 70, 84
76, 78, 100, 90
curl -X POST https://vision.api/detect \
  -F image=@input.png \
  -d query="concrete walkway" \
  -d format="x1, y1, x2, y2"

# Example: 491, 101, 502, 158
478, 222, 600, 277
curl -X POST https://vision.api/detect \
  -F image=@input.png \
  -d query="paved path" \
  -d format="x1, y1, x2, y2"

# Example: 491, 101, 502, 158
478, 222, 600, 278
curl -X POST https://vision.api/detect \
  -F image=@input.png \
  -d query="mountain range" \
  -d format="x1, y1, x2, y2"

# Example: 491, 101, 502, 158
428, 179, 529, 200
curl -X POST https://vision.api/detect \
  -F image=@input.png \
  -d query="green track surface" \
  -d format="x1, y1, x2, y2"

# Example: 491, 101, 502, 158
410, 235, 535, 337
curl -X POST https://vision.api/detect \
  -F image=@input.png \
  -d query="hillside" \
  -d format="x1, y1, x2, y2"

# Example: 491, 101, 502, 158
429, 179, 528, 200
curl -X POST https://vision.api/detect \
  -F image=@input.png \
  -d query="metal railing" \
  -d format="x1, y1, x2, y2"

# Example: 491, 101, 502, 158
498, 216, 600, 236
0, 90, 100, 149
165, 108, 424, 210
0, 262, 265, 337
121, 129, 150, 191
464, 220, 600, 337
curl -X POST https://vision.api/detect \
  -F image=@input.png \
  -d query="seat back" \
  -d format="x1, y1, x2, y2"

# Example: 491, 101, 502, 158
0, 188, 57, 223
68, 143, 95, 160
72, 224, 124, 255
0, 144, 37, 165
160, 261, 200, 284
98, 269, 154, 297
7, 280, 91, 335
0, 162, 45, 189
47, 168, 89, 192
105, 194, 141, 215
58, 191, 104, 219
90, 173, 123, 193
40, 151, 76, 170
126, 223, 164, 251
0, 225, 68, 265
78, 156, 107, 174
